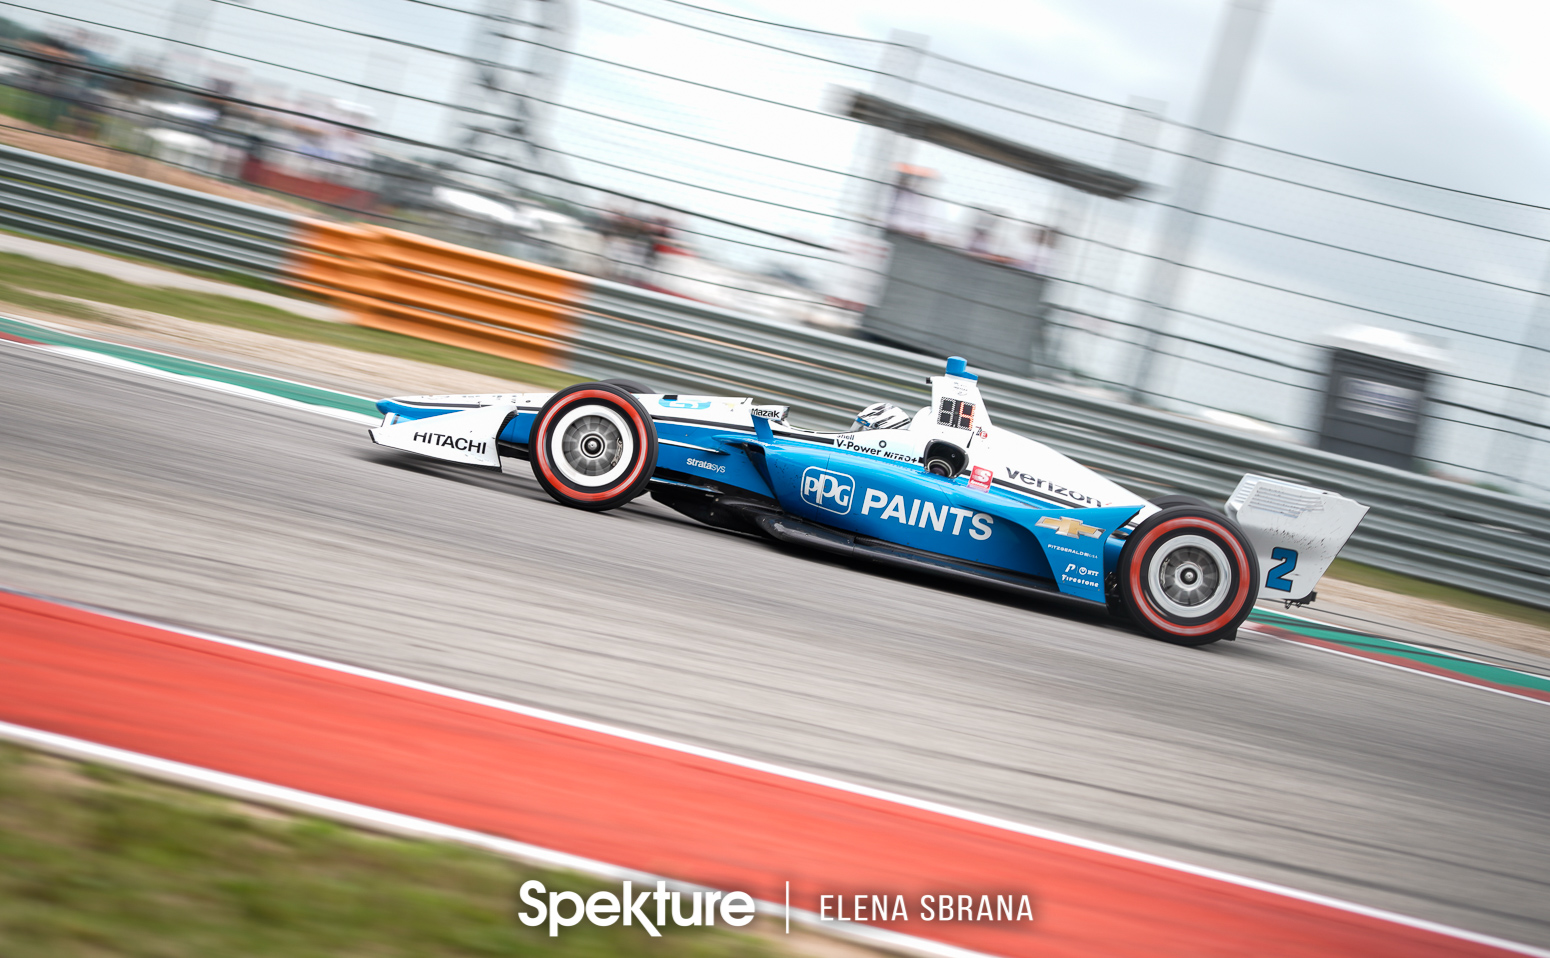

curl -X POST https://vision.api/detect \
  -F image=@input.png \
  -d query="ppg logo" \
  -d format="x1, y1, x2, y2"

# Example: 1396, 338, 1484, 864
801, 467, 854, 515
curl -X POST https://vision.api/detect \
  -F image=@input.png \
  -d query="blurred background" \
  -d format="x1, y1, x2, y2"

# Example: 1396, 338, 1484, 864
2, 0, 1548, 498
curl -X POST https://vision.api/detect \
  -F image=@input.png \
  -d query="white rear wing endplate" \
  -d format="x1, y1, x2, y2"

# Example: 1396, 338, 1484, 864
1225, 475, 1369, 602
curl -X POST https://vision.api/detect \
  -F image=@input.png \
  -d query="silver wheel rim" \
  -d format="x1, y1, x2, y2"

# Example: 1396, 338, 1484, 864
1146, 534, 1231, 618
549, 404, 634, 488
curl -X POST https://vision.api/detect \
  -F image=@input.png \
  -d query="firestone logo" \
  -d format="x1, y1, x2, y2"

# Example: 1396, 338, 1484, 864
801, 467, 854, 514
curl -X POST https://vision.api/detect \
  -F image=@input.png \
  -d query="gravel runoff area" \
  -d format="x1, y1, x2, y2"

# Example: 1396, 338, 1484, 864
1302, 578, 1550, 661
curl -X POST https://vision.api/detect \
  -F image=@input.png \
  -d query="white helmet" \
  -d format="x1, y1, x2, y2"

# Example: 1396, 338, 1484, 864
852, 402, 912, 431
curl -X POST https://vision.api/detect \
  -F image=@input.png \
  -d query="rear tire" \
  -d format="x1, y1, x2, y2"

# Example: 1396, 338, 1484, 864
1117, 506, 1258, 646
530, 383, 658, 511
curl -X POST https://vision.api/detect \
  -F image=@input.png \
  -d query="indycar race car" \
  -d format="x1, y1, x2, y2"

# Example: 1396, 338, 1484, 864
369, 357, 1368, 646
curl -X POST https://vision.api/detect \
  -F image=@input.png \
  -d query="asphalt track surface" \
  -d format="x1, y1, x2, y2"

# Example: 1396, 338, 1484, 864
3, 344, 1548, 949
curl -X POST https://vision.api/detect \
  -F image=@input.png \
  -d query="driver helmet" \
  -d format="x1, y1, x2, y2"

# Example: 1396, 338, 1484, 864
852, 401, 912, 431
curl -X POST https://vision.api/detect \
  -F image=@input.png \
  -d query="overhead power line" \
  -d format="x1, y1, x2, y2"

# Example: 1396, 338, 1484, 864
9, 10, 1547, 357
628, 0, 1550, 213
575, 0, 1550, 236
0, 44, 831, 251
35, 0, 1550, 248
12, 4, 1549, 337
201, 0, 513, 67
507, 33, 839, 119
5, 0, 1549, 449
642, 0, 891, 44
582, 0, 880, 75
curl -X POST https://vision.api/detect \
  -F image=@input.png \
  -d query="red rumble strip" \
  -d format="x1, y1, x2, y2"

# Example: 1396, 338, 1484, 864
0, 591, 1533, 958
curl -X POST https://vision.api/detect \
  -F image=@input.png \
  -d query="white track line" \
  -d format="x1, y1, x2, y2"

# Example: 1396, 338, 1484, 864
1, 327, 377, 425
1255, 606, 1550, 678
49, 346, 380, 425
9, 587, 1547, 958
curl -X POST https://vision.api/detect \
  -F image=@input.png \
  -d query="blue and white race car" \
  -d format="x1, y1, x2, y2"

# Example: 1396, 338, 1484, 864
369, 358, 1367, 646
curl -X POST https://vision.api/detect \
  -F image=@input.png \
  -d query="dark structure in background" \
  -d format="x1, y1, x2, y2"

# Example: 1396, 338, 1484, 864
841, 92, 1144, 199
837, 89, 1144, 380
1317, 327, 1446, 470
866, 231, 1047, 377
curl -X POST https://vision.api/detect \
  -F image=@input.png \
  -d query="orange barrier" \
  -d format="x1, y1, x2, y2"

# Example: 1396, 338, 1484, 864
288, 220, 582, 370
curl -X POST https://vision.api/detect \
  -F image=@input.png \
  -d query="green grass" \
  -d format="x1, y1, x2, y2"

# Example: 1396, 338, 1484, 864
0, 743, 779, 958
0, 251, 582, 391
0, 224, 318, 298
1326, 558, 1550, 632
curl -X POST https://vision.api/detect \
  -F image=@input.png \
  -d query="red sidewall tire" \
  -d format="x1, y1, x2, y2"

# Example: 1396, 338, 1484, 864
530, 384, 658, 511
1118, 507, 1259, 646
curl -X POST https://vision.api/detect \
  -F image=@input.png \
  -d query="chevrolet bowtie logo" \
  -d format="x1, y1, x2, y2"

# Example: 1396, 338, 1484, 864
1036, 516, 1104, 539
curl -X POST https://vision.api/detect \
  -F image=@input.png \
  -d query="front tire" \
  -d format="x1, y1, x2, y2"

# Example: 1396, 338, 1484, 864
530, 383, 657, 511
1117, 506, 1258, 646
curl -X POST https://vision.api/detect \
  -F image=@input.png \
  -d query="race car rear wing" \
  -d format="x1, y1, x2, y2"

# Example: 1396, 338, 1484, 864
1225, 475, 1369, 603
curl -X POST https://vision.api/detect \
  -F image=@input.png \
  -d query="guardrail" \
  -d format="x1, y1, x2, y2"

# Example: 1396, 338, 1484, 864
0, 143, 299, 278
2, 146, 1545, 608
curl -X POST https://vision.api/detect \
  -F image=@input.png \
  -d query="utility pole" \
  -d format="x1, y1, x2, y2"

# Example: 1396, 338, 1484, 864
844, 31, 928, 228
1128, 0, 1271, 404
830, 30, 927, 311
445, 0, 573, 202
159, 0, 217, 84
1061, 96, 1165, 380
1487, 253, 1550, 495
